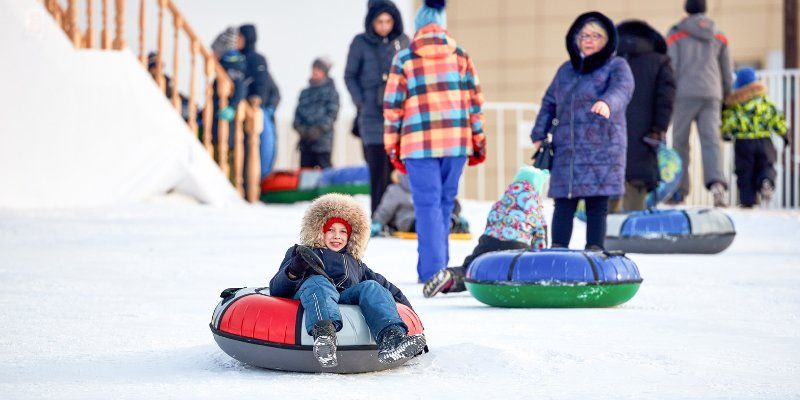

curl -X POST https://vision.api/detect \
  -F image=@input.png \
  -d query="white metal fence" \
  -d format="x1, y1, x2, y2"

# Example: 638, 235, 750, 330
274, 69, 799, 209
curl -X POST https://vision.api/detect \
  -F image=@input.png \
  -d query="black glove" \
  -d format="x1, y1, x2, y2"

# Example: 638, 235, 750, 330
285, 251, 309, 280
295, 245, 326, 276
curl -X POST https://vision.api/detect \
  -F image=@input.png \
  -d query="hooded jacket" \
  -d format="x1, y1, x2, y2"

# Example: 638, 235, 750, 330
666, 14, 733, 100
383, 24, 485, 160
721, 81, 787, 141
293, 77, 340, 153
617, 20, 676, 190
269, 194, 411, 308
239, 24, 281, 110
372, 173, 415, 232
531, 12, 635, 199
344, 0, 410, 145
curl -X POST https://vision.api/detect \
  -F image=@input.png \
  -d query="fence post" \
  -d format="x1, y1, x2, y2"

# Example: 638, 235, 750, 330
67, 0, 81, 47
171, 13, 182, 111
156, 0, 166, 93
85, 0, 95, 48
112, 0, 125, 50
101, 0, 110, 49
202, 56, 215, 157
187, 40, 199, 135
233, 103, 246, 196
246, 107, 263, 203
138, 0, 146, 64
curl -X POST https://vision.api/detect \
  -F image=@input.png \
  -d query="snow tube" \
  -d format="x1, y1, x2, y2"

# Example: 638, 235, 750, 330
605, 208, 736, 254
465, 249, 642, 308
210, 287, 425, 374
318, 165, 370, 196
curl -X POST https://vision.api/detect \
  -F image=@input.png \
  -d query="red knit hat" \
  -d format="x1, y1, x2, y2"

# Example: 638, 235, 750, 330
323, 217, 352, 237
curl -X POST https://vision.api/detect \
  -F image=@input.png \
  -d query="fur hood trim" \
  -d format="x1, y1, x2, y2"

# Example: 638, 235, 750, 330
299, 193, 370, 260
725, 81, 766, 106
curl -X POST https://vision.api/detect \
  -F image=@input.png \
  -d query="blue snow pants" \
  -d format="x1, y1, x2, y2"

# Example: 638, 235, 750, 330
260, 106, 277, 179
405, 156, 467, 281
293, 275, 406, 341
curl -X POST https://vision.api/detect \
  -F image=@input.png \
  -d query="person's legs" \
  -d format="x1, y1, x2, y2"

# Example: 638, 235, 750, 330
339, 281, 406, 342
671, 99, 702, 199
755, 137, 778, 188
300, 150, 315, 169
316, 152, 332, 169
551, 197, 580, 247
292, 275, 342, 334
622, 180, 648, 212
364, 144, 394, 215
584, 196, 610, 249
439, 157, 467, 267
734, 140, 757, 207
697, 99, 728, 191
260, 106, 277, 179
405, 158, 445, 282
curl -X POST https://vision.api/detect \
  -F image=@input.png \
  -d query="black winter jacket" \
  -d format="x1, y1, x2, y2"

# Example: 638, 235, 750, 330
239, 24, 281, 110
617, 20, 676, 190
269, 245, 412, 309
293, 78, 340, 153
344, 0, 409, 146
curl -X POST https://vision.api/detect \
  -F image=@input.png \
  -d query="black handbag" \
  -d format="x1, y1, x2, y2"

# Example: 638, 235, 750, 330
532, 139, 553, 170
532, 116, 560, 170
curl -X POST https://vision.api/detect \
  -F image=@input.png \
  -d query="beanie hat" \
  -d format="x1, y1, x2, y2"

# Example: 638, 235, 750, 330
513, 166, 549, 194
414, 0, 447, 31
312, 57, 333, 75
734, 67, 758, 89
211, 27, 239, 56
323, 217, 352, 237
684, 0, 706, 14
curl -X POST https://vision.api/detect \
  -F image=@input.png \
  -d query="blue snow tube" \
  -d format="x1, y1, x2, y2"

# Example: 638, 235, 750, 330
318, 165, 370, 195
605, 208, 736, 254
465, 249, 642, 308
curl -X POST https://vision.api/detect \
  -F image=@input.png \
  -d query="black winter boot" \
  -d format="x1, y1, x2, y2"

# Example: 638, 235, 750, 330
422, 268, 454, 298
311, 320, 338, 368
377, 325, 426, 364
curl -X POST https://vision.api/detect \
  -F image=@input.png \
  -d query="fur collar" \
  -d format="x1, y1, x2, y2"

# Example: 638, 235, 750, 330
299, 193, 370, 260
725, 81, 766, 106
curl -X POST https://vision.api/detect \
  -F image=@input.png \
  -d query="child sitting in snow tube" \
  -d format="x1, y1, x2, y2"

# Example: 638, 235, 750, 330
370, 171, 469, 237
269, 193, 426, 368
423, 166, 549, 298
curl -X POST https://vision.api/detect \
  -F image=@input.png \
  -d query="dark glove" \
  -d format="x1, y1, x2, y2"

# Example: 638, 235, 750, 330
782, 134, 791, 147
388, 146, 407, 174
296, 245, 325, 275
722, 133, 733, 142
468, 134, 487, 166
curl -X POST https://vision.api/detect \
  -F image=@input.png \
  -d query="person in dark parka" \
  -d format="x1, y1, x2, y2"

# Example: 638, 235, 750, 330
530, 11, 634, 250
611, 20, 676, 212
344, 0, 410, 214
293, 58, 340, 169
238, 24, 281, 178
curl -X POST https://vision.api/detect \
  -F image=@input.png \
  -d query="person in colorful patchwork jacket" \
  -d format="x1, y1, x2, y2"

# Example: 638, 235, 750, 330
721, 67, 789, 208
383, 0, 486, 283
422, 166, 549, 298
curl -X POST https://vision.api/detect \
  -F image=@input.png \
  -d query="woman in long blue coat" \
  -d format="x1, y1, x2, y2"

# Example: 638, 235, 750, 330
530, 11, 634, 250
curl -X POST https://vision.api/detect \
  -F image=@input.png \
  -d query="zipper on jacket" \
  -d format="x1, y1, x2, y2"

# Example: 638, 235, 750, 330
338, 254, 349, 288
568, 76, 582, 199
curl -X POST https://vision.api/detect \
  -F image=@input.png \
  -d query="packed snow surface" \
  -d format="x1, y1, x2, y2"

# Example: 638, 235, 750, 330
1, 197, 799, 399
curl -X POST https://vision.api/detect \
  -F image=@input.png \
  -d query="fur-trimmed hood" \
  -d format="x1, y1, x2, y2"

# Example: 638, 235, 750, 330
725, 81, 766, 106
299, 193, 370, 260
617, 20, 667, 56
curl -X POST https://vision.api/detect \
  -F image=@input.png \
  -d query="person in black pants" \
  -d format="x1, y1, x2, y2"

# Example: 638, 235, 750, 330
551, 197, 608, 249
344, 0, 410, 213
294, 58, 339, 169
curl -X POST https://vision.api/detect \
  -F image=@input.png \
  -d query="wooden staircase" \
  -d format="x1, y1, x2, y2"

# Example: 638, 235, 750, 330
41, 0, 262, 202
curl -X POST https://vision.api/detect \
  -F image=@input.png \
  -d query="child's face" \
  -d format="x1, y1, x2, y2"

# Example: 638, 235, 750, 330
323, 222, 349, 252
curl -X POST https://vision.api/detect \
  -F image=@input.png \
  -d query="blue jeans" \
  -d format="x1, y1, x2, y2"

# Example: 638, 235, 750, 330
260, 107, 277, 179
405, 156, 466, 281
293, 276, 406, 341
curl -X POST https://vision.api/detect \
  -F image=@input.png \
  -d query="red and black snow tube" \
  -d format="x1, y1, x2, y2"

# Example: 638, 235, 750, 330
210, 287, 424, 373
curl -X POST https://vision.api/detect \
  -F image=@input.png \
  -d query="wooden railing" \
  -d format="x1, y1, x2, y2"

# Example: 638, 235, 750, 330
41, 0, 262, 203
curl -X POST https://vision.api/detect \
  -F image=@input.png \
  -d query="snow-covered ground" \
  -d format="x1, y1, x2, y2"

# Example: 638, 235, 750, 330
1, 196, 799, 399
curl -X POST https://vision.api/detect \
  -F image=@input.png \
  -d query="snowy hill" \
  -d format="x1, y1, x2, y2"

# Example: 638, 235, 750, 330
0, 0, 239, 208
1, 197, 799, 399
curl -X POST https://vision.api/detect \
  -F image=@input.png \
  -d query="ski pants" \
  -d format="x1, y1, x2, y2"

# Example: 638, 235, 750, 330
405, 156, 466, 282
734, 138, 777, 206
671, 97, 728, 197
293, 275, 406, 341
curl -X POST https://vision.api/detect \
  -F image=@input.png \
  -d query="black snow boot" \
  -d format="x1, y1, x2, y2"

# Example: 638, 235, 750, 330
311, 320, 338, 368
377, 325, 426, 364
